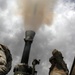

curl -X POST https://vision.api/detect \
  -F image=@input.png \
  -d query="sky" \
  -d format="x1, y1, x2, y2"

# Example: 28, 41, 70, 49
0, 0, 75, 75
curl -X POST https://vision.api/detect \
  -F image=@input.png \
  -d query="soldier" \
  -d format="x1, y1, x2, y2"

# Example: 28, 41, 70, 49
0, 44, 12, 75
49, 49, 69, 75
49, 56, 56, 75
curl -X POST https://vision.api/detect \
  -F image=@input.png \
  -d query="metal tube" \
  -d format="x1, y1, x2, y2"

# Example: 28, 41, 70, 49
21, 30, 35, 64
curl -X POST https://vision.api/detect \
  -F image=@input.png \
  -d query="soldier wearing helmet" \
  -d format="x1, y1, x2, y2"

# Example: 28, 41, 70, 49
0, 44, 12, 75
49, 49, 69, 75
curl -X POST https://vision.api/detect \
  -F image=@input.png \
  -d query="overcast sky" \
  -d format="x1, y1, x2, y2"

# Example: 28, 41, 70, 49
0, 0, 75, 75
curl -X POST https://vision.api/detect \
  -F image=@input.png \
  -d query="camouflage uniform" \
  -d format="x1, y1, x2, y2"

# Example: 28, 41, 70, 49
0, 44, 12, 75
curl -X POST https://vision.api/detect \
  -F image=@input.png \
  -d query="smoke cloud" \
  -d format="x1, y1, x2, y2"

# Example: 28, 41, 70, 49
18, 0, 57, 31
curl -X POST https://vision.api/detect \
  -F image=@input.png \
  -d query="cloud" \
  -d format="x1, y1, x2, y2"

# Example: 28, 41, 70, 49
0, 0, 75, 75
0, 0, 7, 10
62, 0, 75, 3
